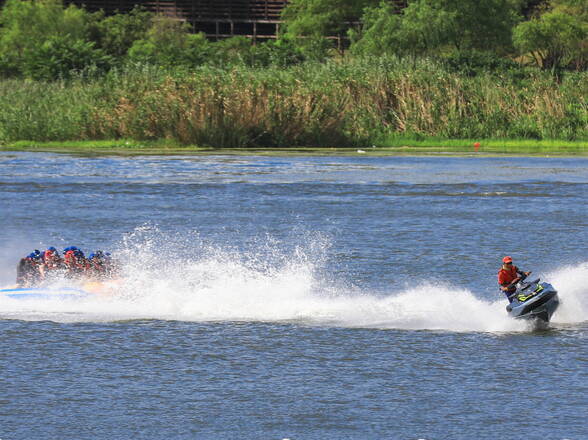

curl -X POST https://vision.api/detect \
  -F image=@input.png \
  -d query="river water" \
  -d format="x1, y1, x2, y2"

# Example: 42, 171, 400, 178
0, 152, 586, 440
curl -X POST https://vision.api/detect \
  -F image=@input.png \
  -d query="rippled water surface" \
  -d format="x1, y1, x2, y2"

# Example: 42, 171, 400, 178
1, 152, 587, 440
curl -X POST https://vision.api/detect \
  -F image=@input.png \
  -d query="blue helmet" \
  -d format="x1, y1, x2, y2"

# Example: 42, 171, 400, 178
48, 246, 57, 252
89, 253, 95, 259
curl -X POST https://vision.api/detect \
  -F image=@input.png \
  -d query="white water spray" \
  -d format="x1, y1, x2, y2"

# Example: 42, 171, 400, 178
1, 230, 586, 332
547, 262, 588, 324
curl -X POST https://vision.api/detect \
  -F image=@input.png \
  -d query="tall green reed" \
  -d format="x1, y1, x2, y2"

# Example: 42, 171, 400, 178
0, 58, 586, 146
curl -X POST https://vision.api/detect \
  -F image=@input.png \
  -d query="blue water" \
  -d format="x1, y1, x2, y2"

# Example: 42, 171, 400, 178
0, 152, 587, 439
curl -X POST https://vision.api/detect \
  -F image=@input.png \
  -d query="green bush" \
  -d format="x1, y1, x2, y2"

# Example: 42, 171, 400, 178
0, 0, 93, 78
89, 6, 153, 58
252, 39, 306, 68
22, 36, 113, 80
127, 16, 211, 67
208, 37, 305, 68
440, 50, 522, 77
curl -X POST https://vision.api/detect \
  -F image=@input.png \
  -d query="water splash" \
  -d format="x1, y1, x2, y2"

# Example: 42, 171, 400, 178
547, 262, 588, 324
1, 229, 586, 332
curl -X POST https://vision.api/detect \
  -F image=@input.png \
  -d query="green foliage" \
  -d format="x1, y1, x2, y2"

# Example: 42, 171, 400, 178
89, 6, 153, 58
443, 0, 523, 52
22, 36, 112, 80
351, 0, 523, 57
210, 36, 256, 66
0, 0, 309, 76
128, 16, 211, 67
281, 0, 379, 59
282, 0, 377, 37
249, 39, 306, 68
0, 59, 586, 147
440, 50, 523, 77
513, 0, 588, 70
0, 0, 585, 86
0, 76, 97, 141
350, 1, 457, 57
0, 0, 93, 77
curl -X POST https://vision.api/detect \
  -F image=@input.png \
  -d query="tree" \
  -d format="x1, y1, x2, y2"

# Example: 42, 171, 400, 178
350, 1, 457, 57
0, 0, 92, 76
89, 6, 153, 59
127, 16, 211, 67
350, 0, 523, 57
513, 0, 588, 70
22, 36, 112, 80
280, 0, 380, 58
210, 36, 255, 66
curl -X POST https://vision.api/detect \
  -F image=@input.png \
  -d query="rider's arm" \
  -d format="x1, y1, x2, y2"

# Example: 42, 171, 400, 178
516, 268, 531, 278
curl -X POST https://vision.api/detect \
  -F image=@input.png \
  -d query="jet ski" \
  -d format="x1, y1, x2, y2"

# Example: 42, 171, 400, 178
0, 286, 91, 300
505, 278, 559, 323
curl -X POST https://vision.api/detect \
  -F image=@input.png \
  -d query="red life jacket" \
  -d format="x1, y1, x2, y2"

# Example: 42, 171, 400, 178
43, 250, 61, 269
64, 250, 75, 262
498, 265, 519, 286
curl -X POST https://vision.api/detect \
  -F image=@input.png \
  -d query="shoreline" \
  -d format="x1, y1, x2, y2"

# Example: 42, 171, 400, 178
1, 138, 588, 156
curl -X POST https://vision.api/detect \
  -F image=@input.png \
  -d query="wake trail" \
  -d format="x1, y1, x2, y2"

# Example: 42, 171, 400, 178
1, 228, 586, 332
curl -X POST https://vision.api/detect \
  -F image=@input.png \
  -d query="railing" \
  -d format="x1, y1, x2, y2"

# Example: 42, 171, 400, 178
67, 1, 406, 22
73, 0, 288, 21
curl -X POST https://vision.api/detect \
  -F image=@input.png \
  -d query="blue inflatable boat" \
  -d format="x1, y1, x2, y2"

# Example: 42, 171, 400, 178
0, 286, 91, 300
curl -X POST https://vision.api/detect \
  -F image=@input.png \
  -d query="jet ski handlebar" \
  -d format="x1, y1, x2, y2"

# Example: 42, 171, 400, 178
509, 271, 533, 287
507, 275, 540, 300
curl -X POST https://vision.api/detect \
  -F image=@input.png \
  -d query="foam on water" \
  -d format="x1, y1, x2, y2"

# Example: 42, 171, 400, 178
547, 262, 588, 324
1, 230, 586, 332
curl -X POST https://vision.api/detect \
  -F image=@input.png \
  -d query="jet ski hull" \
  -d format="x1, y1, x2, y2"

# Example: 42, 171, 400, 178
506, 281, 559, 323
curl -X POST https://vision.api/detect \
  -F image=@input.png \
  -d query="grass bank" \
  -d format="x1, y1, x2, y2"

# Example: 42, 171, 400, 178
375, 137, 588, 155
3, 138, 587, 156
1, 58, 587, 149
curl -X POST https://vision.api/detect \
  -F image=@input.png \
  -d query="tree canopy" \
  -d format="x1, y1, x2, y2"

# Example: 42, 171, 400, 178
350, 0, 523, 57
513, 0, 588, 70
0, 0, 586, 79
0, 0, 96, 76
280, 0, 380, 58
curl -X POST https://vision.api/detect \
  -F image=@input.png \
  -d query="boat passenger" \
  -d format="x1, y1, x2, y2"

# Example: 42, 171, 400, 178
43, 247, 62, 265
39, 247, 64, 279
63, 249, 76, 272
16, 251, 42, 287
74, 249, 90, 274
498, 256, 531, 301
63, 247, 89, 276
16, 255, 33, 287
88, 251, 107, 279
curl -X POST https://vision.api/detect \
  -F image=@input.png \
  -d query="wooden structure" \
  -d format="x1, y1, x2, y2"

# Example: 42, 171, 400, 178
62, 1, 284, 41
0, 1, 408, 42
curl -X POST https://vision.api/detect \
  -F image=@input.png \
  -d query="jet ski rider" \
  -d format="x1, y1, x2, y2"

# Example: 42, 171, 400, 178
498, 256, 531, 301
